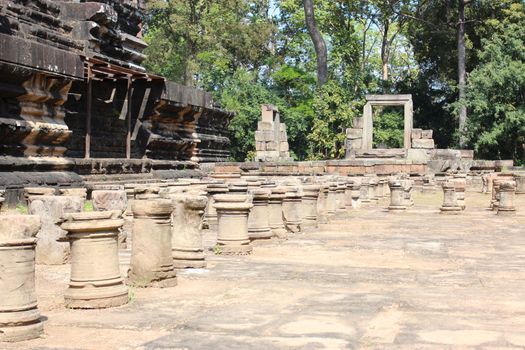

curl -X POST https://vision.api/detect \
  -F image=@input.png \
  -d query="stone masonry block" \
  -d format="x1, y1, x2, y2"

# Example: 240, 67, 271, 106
421, 130, 433, 139
266, 141, 278, 151
353, 117, 364, 129
412, 138, 435, 149
256, 141, 266, 151
280, 142, 289, 152
411, 128, 422, 140
258, 121, 274, 131
346, 128, 363, 139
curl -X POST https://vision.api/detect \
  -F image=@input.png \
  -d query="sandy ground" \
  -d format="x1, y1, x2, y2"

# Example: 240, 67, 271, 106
4, 190, 525, 349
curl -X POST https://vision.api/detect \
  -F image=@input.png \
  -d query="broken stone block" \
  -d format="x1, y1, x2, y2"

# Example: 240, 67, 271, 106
0, 215, 43, 342
29, 195, 84, 265
514, 173, 525, 194
421, 130, 433, 139
412, 139, 435, 149
266, 141, 278, 151
129, 199, 177, 287
257, 121, 274, 131
213, 194, 253, 254
346, 128, 363, 139
170, 194, 209, 268
353, 117, 364, 129
61, 211, 128, 308
92, 190, 128, 211
411, 128, 423, 140
24, 187, 55, 202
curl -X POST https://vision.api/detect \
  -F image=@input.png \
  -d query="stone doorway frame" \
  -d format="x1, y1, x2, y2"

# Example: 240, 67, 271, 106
362, 94, 413, 149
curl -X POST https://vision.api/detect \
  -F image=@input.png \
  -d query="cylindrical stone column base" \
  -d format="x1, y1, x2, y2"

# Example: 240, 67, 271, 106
214, 194, 253, 254
0, 215, 43, 342
497, 180, 516, 216
248, 188, 273, 242
61, 211, 128, 309
388, 180, 407, 211
130, 200, 177, 287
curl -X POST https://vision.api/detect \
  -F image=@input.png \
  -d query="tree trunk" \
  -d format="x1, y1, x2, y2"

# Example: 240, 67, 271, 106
381, 19, 390, 81
457, 0, 467, 147
303, 0, 328, 86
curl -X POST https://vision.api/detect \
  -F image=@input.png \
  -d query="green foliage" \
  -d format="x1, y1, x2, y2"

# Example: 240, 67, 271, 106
142, 0, 525, 161
84, 201, 94, 212
373, 109, 404, 148
463, 3, 525, 163
308, 81, 361, 159
16, 204, 28, 215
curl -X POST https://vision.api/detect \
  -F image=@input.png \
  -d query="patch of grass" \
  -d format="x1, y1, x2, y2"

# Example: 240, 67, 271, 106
84, 201, 94, 212
16, 203, 28, 214
128, 286, 136, 304
213, 245, 222, 255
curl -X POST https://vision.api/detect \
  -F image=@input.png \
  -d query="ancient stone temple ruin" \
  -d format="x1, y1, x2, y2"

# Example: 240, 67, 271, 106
255, 105, 292, 162
0, 0, 233, 170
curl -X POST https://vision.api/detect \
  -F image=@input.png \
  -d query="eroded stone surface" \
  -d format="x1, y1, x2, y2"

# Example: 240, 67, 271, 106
0, 215, 43, 342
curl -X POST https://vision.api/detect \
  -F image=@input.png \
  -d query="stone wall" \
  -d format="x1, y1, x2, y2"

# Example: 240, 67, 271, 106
0, 0, 233, 162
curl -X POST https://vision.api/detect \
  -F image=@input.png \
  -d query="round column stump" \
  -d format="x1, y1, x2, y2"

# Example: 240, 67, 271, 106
388, 180, 407, 212
129, 200, 177, 287
248, 188, 273, 243
214, 194, 253, 254
268, 187, 287, 237
0, 215, 43, 342
497, 180, 516, 216
171, 194, 209, 268
61, 211, 128, 308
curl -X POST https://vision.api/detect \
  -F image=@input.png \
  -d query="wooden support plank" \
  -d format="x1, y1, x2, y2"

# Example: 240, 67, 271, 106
84, 64, 92, 159
126, 76, 132, 159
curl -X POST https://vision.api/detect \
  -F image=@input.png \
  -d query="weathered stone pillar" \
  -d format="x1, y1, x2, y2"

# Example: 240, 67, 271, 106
491, 180, 501, 211
171, 194, 209, 268
205, 183, 229, 230
368, 177, 379, 204
376, 178, 385, 198
326, 183, 338, 215
29, 195, 83, 265
344, 180, 354, 210
350, 181, 361, 209
214, 194, 253, 254
0, 215, 43, 342
316, 184, 330, 223
453, 174, 467, 210
497, 180, 516, 216
401, 179, 414, 207
282, 186, 303, 233
359, 178, 370, 205
336, 183, 347, 213
388, 180, 407, 212
302, 185, 320, 228
514, 173, 525, 194
129, 199, 177, 287
61, 211, 128, 308
247, 188, 273, 242
268, 187, 287, 237
440, 182, 462, 214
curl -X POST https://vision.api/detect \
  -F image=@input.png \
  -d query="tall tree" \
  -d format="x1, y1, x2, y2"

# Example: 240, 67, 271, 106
303, 0, 328, 86
457, 0, 469, 147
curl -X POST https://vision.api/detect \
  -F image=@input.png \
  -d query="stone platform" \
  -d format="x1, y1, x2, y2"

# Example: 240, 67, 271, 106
4, 191, 525, 349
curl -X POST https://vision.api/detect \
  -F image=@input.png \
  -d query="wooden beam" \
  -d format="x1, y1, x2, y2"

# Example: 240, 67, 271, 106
84, 64, 92, 159
126, 76, 132, 159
